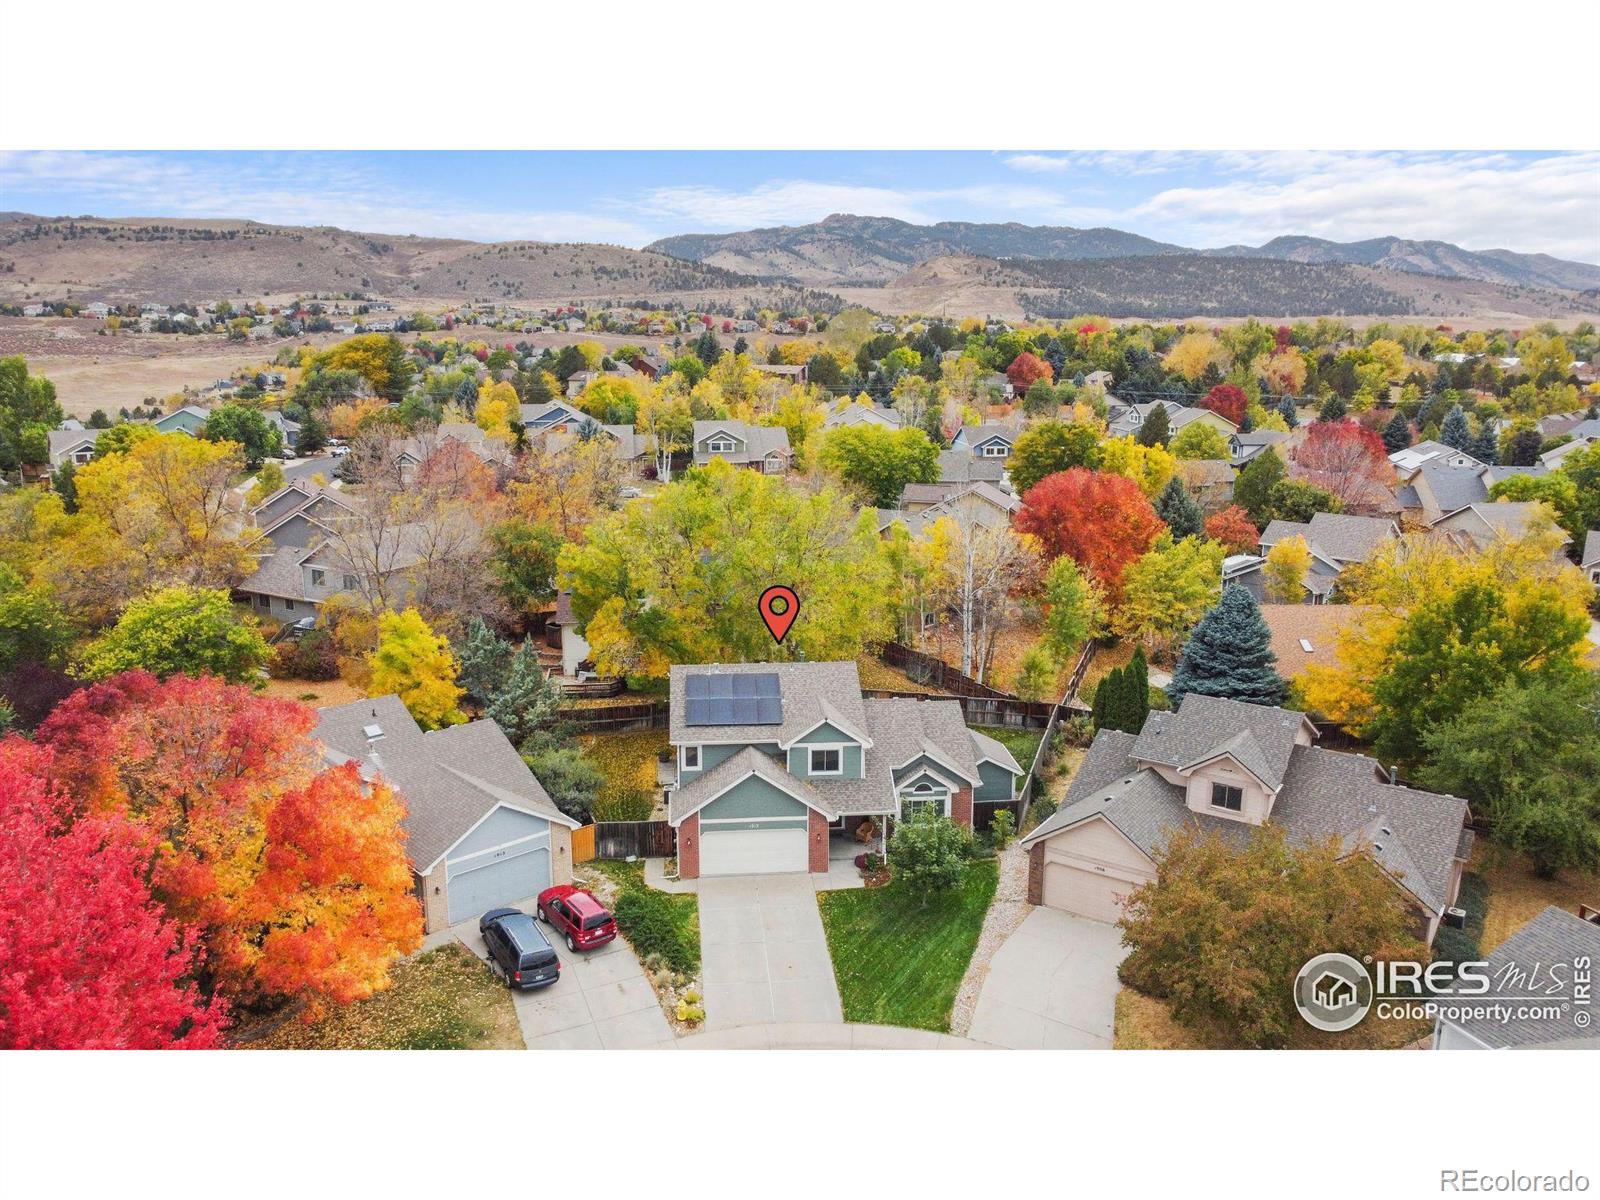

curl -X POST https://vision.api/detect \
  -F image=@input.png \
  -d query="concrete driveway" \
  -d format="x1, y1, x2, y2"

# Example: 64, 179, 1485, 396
969, 908, 1127, 1049
454, 911, 675, 1050
698, 875, 842, 1029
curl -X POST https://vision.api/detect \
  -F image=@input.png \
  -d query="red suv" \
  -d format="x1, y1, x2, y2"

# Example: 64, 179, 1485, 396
536, 885, 618, 952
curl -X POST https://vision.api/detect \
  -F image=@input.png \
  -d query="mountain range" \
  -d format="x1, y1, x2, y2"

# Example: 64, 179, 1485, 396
2, 211, 1596, 321
646, 213, 1600, 292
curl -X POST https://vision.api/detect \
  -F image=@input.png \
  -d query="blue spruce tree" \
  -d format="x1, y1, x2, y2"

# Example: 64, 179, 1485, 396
1439, 404, 1472, 451
1167, 585, 1288, 708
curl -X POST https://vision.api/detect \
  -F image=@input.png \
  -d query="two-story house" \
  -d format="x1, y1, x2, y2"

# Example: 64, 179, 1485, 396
1107, 400, 1238, 441
1021, 695, 1472, 942
665, 662, 1023, 879
1248, 512, 1400, 602
47, 427, 98, 469
691, 420, 792, 473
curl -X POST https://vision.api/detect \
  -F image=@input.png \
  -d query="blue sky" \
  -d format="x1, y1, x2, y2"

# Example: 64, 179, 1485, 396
2, 150, 1596, 262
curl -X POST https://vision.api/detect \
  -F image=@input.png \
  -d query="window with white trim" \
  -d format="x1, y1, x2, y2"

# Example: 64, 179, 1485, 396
901, 780, 946, 819
981, 443, 1010, 457
680, 744, 701, 770
1210, 783, 1244, 812
707, 438, 736, 454
310, 568, 325, 587
809, 747, 842, 776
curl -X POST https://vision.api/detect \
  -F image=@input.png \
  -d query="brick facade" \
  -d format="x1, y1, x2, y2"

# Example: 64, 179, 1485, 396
549, 824, 574, 887
678, 812, 700, 879
419, 866, 451, 934
1026, 841, 1045, 906
808, 808, 829, 873
951, 785, 974, 829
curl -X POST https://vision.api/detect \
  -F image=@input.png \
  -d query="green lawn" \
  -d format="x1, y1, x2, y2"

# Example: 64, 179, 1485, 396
974, 725, 1044, 772
588, 859, 700, 975
817, 860, 998, 1032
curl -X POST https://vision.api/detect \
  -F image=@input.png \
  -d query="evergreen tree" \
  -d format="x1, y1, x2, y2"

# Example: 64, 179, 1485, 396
456, 616, 508, 705
1381, 410, 1412, 453
1155, 477, 1205, 539
1123, 647, 1150, 733
1136, 403, 1171, 448
1470, 426, 1499, 465
1317, 394, 1347, 423
1276, 396, 1298, 428
1167, 585, 1288, 708
486, 642, 567, 754
694, 330, 721, 366
1439, 405, 1472, 451
1233, 447, 1286, 526
1090, 667, 1114, 731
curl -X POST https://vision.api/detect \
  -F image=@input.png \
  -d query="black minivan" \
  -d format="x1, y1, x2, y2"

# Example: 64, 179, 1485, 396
478, 908, 562, 990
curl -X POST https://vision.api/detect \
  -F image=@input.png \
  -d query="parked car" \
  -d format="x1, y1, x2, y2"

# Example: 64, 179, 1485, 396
618, 485, 643, 499
536, 885, 617, 952
478, 908, 561, 989
328, 444, 350, 457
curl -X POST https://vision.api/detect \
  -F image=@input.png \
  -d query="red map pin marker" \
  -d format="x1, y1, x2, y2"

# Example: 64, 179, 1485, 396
758, 585, 800, 644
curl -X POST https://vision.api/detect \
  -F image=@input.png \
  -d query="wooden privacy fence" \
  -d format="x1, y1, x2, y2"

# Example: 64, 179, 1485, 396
571, 824, 596, 864
860, 689, 1055, 729
592, 821, 676, 860
560, 701, 670, 734
877, 643, 1018, 701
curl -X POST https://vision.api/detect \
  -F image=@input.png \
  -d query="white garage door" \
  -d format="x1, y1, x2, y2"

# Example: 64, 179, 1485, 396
1041, 862, 1130, 924
701, 826, 808, 876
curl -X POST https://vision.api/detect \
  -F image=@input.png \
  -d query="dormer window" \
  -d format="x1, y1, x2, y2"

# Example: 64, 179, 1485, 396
809, 747, 842, 776
1210, 783, 1244, 812
707, 438, 736, 454
981, 443, 1009, 457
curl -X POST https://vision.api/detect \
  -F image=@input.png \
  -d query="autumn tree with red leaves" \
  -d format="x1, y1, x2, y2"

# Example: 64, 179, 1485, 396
0, 739, 226, 1049
1204, 505, 1260, 554
1200, 384, 1248, 427
1006, 351, 1053, 394
37, 672, 422, 1014
1292, 419, 1397, 513
1014, 468, 1164, 598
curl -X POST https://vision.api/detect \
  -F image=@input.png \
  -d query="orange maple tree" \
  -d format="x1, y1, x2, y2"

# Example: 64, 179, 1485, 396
37, 672, 421, 1013
1014, 468, 1163, 599
1204, 505, 1260, 554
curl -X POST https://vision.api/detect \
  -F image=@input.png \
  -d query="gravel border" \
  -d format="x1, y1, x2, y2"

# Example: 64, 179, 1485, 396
949, 842, 1032, 1037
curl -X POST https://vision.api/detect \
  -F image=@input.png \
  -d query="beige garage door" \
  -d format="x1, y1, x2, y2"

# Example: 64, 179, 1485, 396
701, 826, 808, 876
1041, 862, 1130, 924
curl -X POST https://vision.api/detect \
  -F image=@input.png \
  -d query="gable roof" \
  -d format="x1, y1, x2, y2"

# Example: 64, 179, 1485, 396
935, 448, 1008, 485
1414, 460, 1489, 517
692, 420, 791, 463
1132, 694, 1314, 793
669, 661, 869, 748
1261, 512, 1397, 564
667, 744, 835, 824
314, 696, 577, 871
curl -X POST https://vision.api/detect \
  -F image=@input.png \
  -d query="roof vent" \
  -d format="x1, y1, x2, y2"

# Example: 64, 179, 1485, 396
1380, 826, 1393, 837
363, 723, 384, 741
1373, 843, 1385, 852
1367, 803, 1379, 814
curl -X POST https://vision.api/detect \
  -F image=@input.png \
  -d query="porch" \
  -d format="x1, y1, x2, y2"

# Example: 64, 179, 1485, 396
828, 814, 889, 863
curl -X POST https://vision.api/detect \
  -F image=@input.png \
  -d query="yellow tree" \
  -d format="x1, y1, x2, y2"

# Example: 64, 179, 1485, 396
42, 432, 255, 623
475, 380, 518, 439
1263, 535, 1311, 603
367, 608, 465, 730
1162, 332, 1222, 383
1099, 435, 1176, 498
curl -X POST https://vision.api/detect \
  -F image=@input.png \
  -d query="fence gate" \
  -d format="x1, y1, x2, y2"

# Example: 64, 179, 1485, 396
571, 824, 597, 864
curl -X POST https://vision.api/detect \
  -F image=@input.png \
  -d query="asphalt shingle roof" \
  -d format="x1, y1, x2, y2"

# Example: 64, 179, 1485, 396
1443, 907, 1600, 1048
1418, 460, 1489, 515
668, 661, 870, 749
936, 449, 1008, 485
1133, 694, 1311, 792
315, 697, 574, 871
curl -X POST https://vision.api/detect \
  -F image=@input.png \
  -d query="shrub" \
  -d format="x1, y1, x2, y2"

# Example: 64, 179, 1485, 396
990, 808, 1016, 850
888, 809, 973, 899
613, 890, 698, 975
268, 629, 340, 681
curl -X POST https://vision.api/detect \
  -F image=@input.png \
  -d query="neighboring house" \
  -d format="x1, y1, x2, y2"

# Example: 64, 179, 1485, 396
394, 422, 514, 483
1229, 429, 1289, 469
823, 403, 902, 432
1430, 501, 1569, 557
950, 421, 1022, 459
314, 696, 578, 933
262, 409, 300, 445
630, 352, 670, 381
888, 480, 1021, 535
752, 362, 808, 386
935, 447, 1009, 488
544, 422, 650, 472
1021, 695, 1472, 941
1258, 513, 1399, 602
1174, 458, 1236, 507
1582, 531, 1600, 584
1221, 554, 1269, 602
665, 661, 1022, 879
47, 428, 98, 469
1539, 418, 1600, 468
154, 405, 211, 436
1256, 603, 1378, 685
1396, 459, 1489, 527
1083, 369, 1114, 391
1389, 439, 1483, 480
1108, 400, 1238, 440
546, 591, 594, 678
1433, 907, 1600, 1050
691, 420, 792, 473
520, 400, 587, 432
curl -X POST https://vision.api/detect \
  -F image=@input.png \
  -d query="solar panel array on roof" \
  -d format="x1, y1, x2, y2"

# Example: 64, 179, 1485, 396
684, 672, 782, 726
